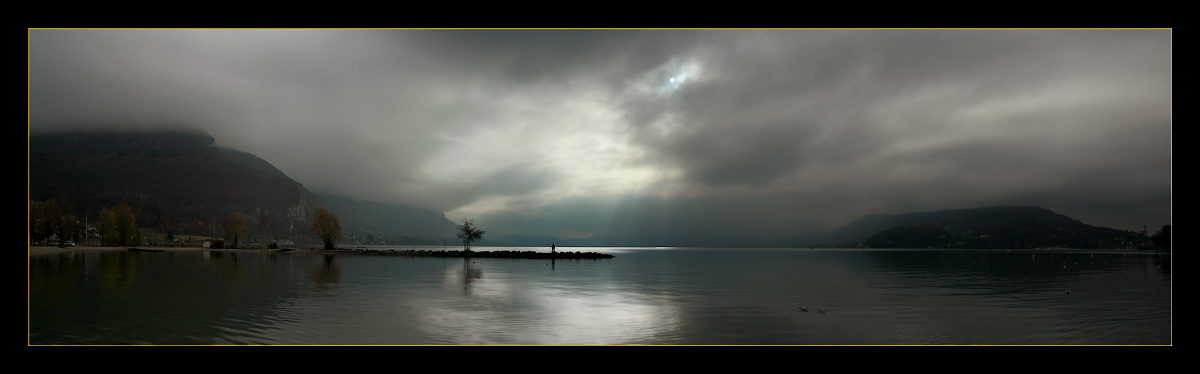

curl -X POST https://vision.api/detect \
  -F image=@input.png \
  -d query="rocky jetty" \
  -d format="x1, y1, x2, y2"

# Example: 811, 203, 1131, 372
314, 248, 615, 259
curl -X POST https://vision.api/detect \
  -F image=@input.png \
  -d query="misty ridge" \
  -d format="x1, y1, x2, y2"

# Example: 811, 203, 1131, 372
29, 129, 1157, 249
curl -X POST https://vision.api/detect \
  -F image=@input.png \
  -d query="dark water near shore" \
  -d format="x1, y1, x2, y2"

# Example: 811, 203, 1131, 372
28, 247, 1171, 345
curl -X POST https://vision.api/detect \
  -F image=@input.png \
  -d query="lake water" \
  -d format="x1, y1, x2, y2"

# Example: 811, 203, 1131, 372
28, 247, 1171, 345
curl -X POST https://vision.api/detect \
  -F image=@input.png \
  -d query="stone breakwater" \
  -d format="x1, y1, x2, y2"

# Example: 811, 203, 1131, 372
315, 248, 615, 259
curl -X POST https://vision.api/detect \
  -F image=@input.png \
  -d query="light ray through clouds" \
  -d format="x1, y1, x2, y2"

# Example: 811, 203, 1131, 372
29, 29, 1171, 241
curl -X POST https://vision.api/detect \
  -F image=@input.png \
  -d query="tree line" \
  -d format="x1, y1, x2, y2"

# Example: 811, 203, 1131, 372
216, 207, 342, 250
30, 199, 483, 252
1152, 225, 1171, 252
28, 199, 142, 247
29, 198, 80, 246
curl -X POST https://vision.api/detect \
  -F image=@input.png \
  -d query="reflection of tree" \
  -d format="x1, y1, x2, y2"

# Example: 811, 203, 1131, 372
100, 251, 138, 292
312, 255, 341, 295
29, 253, 80, 306
217, 252, 245, 292
460, 257, 482, 295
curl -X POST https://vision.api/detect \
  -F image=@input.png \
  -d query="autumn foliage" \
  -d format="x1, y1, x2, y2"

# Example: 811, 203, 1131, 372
310, 207, 343, 250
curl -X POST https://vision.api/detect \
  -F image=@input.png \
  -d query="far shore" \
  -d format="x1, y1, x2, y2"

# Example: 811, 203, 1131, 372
27, 245, 305, 256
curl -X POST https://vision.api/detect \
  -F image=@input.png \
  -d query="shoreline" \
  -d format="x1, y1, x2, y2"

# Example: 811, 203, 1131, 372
308, 248, 616, 259
27, 245, 291, 256
27, 246, 617, 259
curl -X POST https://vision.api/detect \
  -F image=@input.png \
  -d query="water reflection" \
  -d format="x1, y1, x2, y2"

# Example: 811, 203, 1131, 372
312, 255, 341, 295
421, 263, 681, 344
1153, 253, 1170, 276
29, 253, 80, 309
29, 248, 1170, 345
100, 251, 138, 292
455, 257, 483, 295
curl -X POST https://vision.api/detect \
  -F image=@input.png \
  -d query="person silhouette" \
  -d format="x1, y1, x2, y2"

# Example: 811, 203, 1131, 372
552, 243, 556, 253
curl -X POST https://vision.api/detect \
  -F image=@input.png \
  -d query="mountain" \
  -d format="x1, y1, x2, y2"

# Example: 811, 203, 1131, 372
29, 129, 456, 245
30, 129, 322, 239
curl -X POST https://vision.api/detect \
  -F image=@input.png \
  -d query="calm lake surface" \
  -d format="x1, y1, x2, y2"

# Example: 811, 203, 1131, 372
28, 247, 1171, 345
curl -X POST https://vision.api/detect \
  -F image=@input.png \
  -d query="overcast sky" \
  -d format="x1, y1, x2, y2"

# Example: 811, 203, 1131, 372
29, 29, 1171, 239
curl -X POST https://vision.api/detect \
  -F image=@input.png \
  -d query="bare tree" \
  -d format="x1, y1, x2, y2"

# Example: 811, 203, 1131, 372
455, 219, 485, 251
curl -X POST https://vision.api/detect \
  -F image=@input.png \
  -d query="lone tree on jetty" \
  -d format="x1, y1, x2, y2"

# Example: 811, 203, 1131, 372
310, 207, 343, 250
456, 219, 485, 251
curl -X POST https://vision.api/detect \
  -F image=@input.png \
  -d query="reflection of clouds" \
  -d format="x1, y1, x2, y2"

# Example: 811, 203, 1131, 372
424, 269, 679, 344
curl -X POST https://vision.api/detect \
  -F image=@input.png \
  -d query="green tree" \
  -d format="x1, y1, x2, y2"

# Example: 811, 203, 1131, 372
223, 212, 248, 248
99, 207, 119, 246
29, 200, 51, 246
455, 219, 485, 251
309, 207, 343, 250
51, 195, 73, 246
113, 204, 139, 246
43, 199, 64, 245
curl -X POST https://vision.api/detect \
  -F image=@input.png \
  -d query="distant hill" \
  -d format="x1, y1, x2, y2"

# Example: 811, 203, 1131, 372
774, 209, 989, 247
856, 206, 1150, 249
487, 206, 1150, 249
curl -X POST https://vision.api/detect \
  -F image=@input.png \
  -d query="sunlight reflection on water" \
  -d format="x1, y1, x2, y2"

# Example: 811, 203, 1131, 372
29, 248, 1170, 345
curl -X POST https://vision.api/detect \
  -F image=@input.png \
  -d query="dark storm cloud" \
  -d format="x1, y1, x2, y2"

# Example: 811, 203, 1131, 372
29, 29, 1170, 240
398, 30, 702, 88
621, 30, 1167, 188
600, 29, 1169, 234
30, 29, 458, 208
